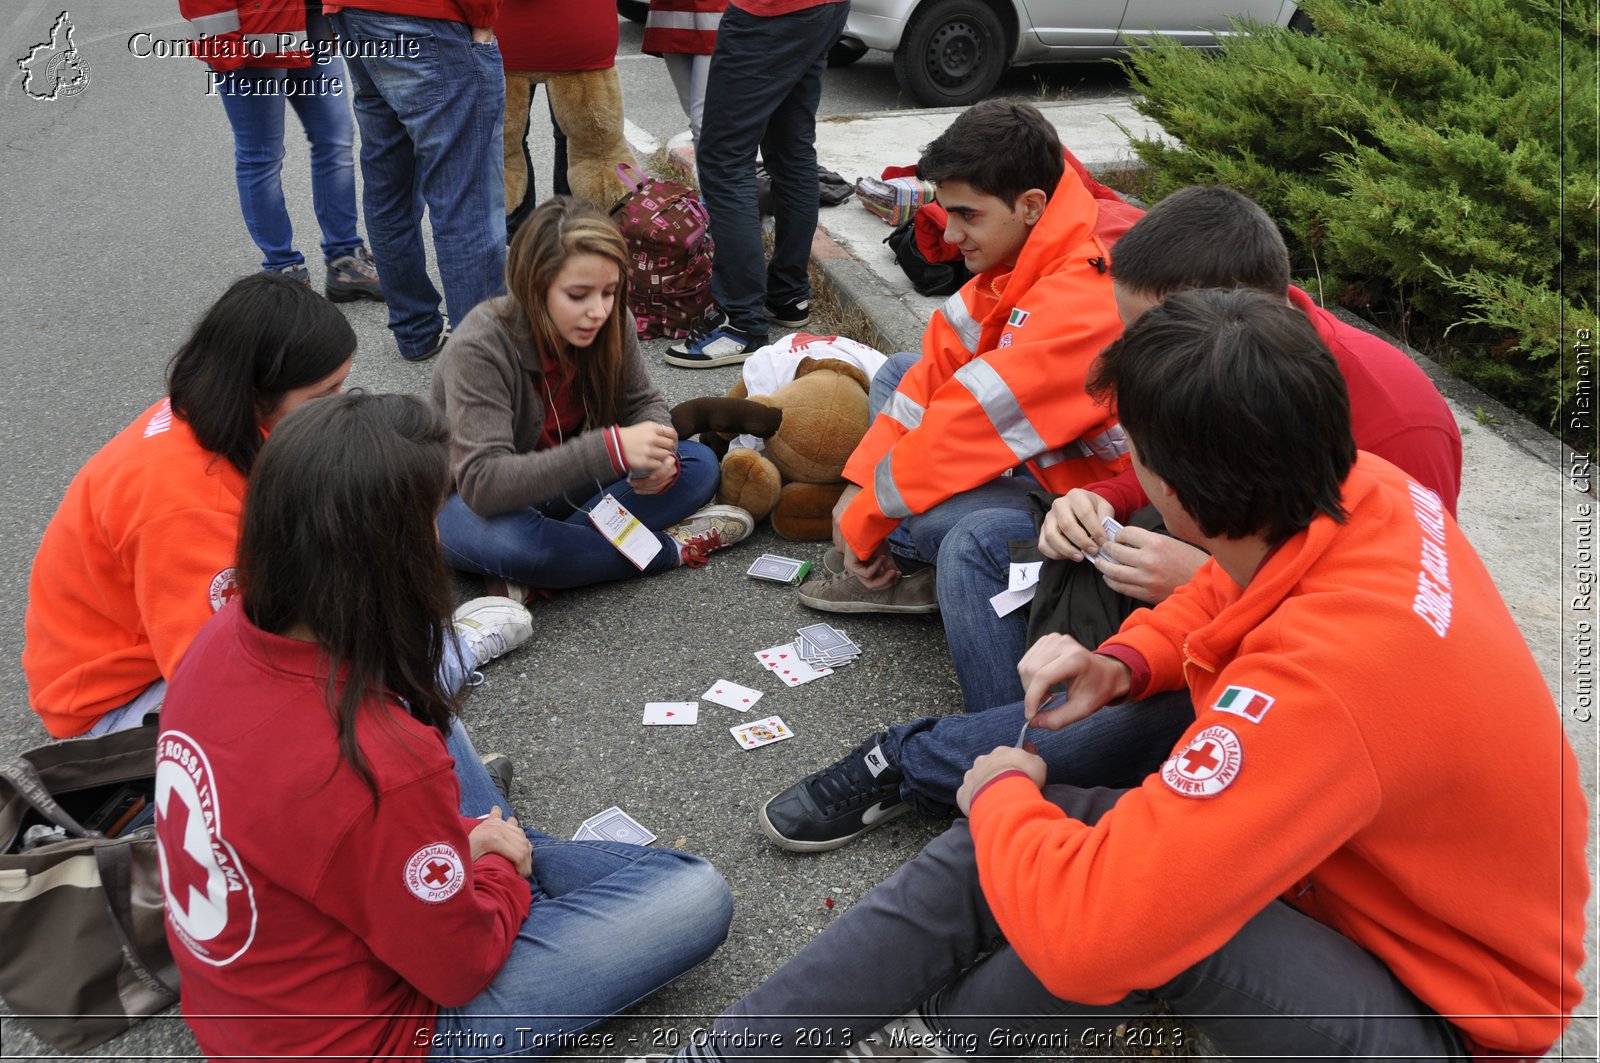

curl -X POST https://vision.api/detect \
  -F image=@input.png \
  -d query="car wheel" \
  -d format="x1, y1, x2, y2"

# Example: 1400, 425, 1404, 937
893, 0, 1007, 107
618, 0, 649, 24
829, 39, 869, 67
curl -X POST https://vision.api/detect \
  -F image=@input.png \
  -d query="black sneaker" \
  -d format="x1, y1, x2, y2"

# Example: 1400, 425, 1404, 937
759, 731, 909, 852
481, 753, 514, 797
665, 308, 763, 368
765, 296, 811, 329
404, 326, 451, 363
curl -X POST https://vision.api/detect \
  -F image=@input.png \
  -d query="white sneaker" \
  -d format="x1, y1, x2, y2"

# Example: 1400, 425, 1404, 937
837, 1013, 960, 1060
452, 596, 533, 669
664, 504, 756, 567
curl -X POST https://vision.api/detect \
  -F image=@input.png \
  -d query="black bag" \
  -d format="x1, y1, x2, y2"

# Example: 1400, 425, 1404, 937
884, 219, 973, 297
0, 724, 179, 1052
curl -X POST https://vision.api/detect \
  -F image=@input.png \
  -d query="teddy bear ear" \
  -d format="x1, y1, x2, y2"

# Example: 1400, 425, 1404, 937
795, 355, 871, 392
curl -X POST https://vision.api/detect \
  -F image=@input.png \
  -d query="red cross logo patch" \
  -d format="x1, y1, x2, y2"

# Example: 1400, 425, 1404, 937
208, 567, 241, 612
404, 843, 465, 904
1160, 725, 1243, 799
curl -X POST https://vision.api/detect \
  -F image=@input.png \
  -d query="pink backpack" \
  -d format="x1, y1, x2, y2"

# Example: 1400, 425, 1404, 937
609, 163, 714, 340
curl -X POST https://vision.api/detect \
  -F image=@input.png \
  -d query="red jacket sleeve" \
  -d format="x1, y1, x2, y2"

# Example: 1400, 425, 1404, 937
1083, 467, 1149, 522
1098, 559, 1238, 695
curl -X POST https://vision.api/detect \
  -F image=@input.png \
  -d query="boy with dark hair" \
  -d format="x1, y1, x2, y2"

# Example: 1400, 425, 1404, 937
793, 99, 1129, 615
633, 289, 1588, 1063
758, 184, 1464, 854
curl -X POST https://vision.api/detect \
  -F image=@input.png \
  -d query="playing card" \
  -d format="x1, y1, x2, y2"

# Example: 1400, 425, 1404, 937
1093, 517, 1127, 568
642, 701, 699, 725
580, 806, 657, 845
747, 554, 811, 584
572, 824, 600, 841
730, 715, 794, 750
756, 644, 834, 686
796, 623, 856, 654
702, 680, 763, 711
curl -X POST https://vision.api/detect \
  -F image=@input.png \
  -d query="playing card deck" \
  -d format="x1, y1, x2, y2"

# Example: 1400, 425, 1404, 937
747, 553, 813, 584
794, 622, 861, 668
573, 806, 657, 845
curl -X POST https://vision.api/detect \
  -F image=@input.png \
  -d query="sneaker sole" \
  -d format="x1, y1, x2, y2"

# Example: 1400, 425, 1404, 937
765, 312, 811, 328
757, 797, 911, 853
663, 349, 754, 369
795, 588, 940, 615
325, 287, 386, 304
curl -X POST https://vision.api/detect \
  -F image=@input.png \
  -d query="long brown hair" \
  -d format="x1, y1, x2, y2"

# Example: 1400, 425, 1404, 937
501, 196, 632, 427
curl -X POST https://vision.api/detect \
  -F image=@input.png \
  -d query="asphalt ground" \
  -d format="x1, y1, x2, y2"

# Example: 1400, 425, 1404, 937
1, 4, 1594, 1059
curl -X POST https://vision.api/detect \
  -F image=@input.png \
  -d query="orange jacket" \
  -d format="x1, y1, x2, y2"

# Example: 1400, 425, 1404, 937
840, 165, 1127, 557
969, 454, 1588, 1055
24, 400, 248, 738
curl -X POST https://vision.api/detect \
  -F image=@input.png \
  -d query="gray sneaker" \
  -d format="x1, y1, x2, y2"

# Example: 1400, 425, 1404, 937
274, 263, 311, 286
796, 564, 938, 614
325, 246, 385, 303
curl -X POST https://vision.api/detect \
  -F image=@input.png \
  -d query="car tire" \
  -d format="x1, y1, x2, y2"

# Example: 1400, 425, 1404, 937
893, 0, 1007, 107
618, 0, 649, 24
828, 39, 870, 67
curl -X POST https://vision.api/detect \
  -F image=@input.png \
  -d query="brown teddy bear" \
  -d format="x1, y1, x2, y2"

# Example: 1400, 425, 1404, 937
671, 356, 873, 541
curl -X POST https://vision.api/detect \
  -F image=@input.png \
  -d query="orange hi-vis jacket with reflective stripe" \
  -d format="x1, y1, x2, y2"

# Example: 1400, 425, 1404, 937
839, 164, 1128, 558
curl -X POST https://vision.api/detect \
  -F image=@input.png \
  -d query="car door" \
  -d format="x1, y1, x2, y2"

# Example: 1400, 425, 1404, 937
1022, 0, 1126, 47
1117, 0, 1295, 46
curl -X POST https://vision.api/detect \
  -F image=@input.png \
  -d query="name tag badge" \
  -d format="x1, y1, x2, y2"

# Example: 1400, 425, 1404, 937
588, 493, 663, 570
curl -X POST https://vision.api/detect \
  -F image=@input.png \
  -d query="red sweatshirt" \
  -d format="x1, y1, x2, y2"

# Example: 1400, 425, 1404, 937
970, 454, 1587, 1055
326, 0, 499, 31
24, 399, 249, 738
158, 604, 531, 1060
1087, 287, 1463, 520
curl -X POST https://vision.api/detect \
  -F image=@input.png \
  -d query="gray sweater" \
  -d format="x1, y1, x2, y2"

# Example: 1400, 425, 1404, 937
431, 297, 671, 517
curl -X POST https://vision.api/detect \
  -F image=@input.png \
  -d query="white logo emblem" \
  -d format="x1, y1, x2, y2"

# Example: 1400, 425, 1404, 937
1161, 725, 1243, 799
17, 12, 90, 101
156, 731, 258, 965
405, 843, 465, 903
863, 744, 889, 777
208, 567, 241, 612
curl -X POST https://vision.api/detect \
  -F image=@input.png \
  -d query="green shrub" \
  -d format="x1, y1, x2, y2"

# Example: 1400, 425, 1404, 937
1120, 0, 1597, 431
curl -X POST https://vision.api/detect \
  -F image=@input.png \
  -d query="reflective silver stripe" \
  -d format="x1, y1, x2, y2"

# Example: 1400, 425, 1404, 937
645, 10, 723, 31
873, 454, 912, 520
953, 359, 1047, 465
1081, 424, 1130, 463
938, 292, 981, 353
246, 30, 308, 51
186, 9, 240, 36
881, 391, 925, 432
1034, 445, 1079, 468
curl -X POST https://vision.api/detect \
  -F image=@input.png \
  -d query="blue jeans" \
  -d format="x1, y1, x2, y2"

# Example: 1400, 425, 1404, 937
884, 691, 1197, 814
331, 10, 507, 359
436, 441, 720, 589
213, 12, 361, 271
935, 505, 1039, 710
694, 788, 1464, 1062
436, 723, 734, 1060
697, 1, 850, 337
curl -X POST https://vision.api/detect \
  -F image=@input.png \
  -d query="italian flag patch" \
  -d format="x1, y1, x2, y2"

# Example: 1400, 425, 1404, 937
1007, 308, 1030, 328
1212, 685, 1274, 723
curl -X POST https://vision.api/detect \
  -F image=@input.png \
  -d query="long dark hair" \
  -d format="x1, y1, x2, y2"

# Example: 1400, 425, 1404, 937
501, 196, 631, 426
168, 273, 356, 477
237, 393, 456, 797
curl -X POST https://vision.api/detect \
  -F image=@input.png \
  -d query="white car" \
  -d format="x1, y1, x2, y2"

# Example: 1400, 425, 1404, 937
834, 0, 1310, 106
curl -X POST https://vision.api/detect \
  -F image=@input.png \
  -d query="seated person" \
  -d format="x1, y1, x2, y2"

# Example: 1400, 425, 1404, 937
157, 393, 734, 1060
794, 100, 1127, 615
23, 274, 528, 740
632, 289, 1588, 1063
759, 185, 1465, 852
433, 197, 754, 600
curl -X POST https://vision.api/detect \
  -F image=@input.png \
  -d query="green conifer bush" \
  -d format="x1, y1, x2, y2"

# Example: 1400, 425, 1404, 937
1121, 0, 1596, 429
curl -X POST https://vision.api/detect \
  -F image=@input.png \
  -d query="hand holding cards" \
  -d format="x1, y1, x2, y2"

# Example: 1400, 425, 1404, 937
1091, 516, 1126, 568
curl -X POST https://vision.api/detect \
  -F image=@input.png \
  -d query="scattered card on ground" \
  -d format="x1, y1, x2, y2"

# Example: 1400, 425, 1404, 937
702, 680, 763, 711
730, 715, 794, 750
643, 701, 699, 725
574, 806, 657, 845
747, 554, 812, 584
756, 644, 835, 686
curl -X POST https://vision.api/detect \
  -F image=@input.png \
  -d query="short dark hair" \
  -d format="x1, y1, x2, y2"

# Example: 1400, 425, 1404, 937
1087, 289, 1355, 544
1109, 186, 1291, 298
918, 99, 1065, 205
238, 392, 456, 799
168, 273, 356, 477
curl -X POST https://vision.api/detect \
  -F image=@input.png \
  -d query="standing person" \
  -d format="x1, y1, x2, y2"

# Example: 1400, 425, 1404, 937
157, 392, 733, 1060
434, 197, 755, 599
642, 0, 726, 150
328, 0, 507, 362
181, 0, 383, 300
627, 290, 1589, 1063
664, 0, 850, 368
22, 274, 529, 741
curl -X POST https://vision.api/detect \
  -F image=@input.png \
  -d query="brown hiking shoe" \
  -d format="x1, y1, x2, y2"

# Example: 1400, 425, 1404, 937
795, 564, 938, 614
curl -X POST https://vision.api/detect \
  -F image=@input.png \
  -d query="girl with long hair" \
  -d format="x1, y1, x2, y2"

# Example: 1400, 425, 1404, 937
156, 393, 732, 1059
433, 196, 753, 598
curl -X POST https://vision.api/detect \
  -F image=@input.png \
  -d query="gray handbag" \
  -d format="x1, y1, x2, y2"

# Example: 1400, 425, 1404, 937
0, 723, 178, 1052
